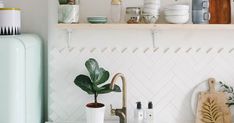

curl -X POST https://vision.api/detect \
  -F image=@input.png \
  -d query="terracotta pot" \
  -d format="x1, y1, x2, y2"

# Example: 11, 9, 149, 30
86, 103, 105, 123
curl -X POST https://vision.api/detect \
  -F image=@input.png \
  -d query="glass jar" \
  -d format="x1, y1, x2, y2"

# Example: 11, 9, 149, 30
125, 7, 141, 24
111, 0, 122, 23
0, 1, 4, 8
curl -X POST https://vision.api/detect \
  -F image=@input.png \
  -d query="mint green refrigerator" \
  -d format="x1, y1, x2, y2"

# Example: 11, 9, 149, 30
0, 34, 43, 123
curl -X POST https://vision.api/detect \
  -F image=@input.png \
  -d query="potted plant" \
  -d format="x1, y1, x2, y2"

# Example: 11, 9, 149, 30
58, 0, 80, 24
74, 58, 121, 123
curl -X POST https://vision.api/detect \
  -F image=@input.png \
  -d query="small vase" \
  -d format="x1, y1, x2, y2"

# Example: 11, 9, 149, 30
86, 103, 105, 123
0, 8, 21, 35
58, 5, 79, 24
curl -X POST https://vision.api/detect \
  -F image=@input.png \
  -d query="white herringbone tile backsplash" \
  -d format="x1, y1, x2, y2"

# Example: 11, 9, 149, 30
48, 47, 234, 123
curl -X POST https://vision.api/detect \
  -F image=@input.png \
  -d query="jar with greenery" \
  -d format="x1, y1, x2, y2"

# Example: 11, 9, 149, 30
58, 0, 80, 23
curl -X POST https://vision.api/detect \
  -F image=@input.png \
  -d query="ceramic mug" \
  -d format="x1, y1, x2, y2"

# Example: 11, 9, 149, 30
58, 5, 79, 24
192, 0, 210, 24
192, 10, 210, 24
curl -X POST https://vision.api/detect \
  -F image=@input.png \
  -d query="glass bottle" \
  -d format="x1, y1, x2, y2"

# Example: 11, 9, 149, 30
0, 1, 4, 8
111, 0, 122, 23
125, 7, 141, 24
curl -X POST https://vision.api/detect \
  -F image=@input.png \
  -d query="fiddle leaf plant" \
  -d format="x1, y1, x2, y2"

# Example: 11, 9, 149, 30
74, 58, 121, 107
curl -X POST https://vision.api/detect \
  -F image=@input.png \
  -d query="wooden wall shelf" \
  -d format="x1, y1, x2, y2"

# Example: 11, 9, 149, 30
57, 24, 234, 30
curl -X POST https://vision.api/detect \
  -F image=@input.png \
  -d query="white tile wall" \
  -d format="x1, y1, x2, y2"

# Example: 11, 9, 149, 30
48, 0, 234, 122
48, 47, 234, 123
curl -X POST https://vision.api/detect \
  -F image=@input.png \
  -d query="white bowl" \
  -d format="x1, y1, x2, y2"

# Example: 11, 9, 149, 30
166, 5, 189, 10
142, 15, 159, 24
144, 0, 160, 4
144, 4, 160, 9
164, 9, 189, 16
143, 8, 160, 13
143, 10, 160, 15
165, 14, 189, 24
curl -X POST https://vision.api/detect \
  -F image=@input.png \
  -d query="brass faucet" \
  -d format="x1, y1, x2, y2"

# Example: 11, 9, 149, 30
110, 73, 127, 123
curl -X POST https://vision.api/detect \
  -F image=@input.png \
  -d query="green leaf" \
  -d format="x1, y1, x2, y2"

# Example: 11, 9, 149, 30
85, 58, 99, 82
224, 84, 229, 89
95, 68, 110, 85
74, 75, 94, 94
231, 87, 233, 93
92, 83, 102, 92
97, 84, 121, 94
85, 58, 110, 85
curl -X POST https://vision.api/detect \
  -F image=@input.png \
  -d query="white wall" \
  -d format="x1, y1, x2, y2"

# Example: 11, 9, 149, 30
5, 0, 234, 123
48, 0, 234, 122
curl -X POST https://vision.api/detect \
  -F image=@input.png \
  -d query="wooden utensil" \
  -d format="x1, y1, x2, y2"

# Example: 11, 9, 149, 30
195, 78, 232, 123
209, 0, 231, 24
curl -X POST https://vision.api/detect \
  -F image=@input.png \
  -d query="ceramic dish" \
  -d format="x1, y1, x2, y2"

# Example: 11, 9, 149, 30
87, 20, 108, 24
144, 4, 160, 9
191, 80, 234, 121
87, 16, 107, 21
144, 2, 160, 6
143, 8, 160, 15
164, 10, 189, 16
87, 16, 108, 24
143, 12, 160, 16
165, 5, 189, 10
165, 14, 189, 24
144, 0, 160, 4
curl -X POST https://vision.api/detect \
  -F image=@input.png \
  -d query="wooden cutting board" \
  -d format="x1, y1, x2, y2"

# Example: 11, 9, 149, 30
195, 78, 232, 123
209, 0, 231, 24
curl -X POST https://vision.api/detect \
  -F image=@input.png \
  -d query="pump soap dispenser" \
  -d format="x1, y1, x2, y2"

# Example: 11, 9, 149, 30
134, 102, 144, 123
144, 102, 154, 123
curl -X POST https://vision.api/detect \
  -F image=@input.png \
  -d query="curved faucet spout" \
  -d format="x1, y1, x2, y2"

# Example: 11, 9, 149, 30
110, 73, 127, 108
110, 73, 127, 123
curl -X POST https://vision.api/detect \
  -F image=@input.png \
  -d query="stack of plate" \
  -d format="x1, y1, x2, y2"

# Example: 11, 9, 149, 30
87, 16, 108, 24
164, 5, 190, 24
142, 0, 160, 23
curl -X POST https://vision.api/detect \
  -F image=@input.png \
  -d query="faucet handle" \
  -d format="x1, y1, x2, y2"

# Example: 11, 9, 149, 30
110, 104, 116, 116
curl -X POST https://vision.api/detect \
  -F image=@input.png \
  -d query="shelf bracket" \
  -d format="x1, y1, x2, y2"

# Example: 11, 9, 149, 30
66, 29, 73, 51
151, 28, 158, 48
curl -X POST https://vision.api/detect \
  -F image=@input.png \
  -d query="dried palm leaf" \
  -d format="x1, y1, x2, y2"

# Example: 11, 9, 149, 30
201, 98, 222, 123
